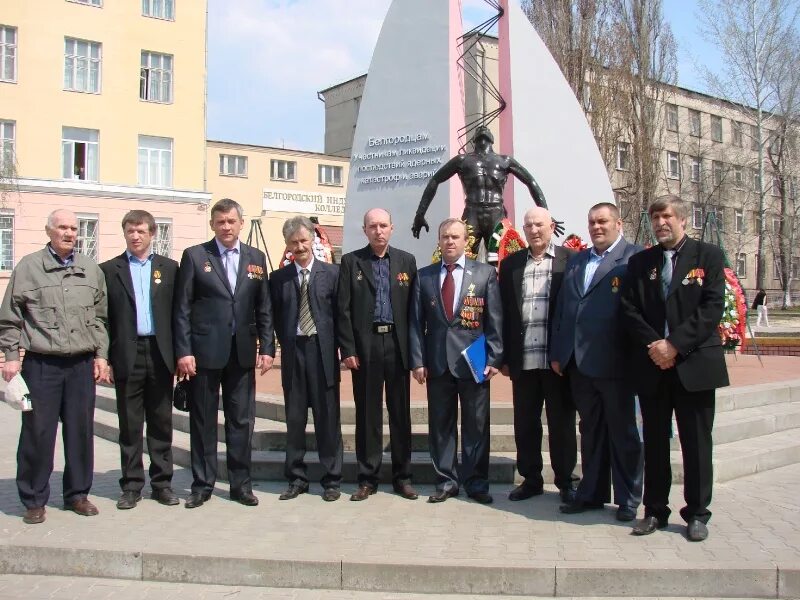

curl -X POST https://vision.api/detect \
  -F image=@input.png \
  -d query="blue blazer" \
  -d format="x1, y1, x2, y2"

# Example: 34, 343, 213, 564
550, 237, 641, 379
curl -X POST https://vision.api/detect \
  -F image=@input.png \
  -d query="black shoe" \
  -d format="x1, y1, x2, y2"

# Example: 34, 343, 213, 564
427, 488, 459, 503
616, 506, 637, 522
184, 492, 211, 509
508, 483, 544, 501
279, 484, 308, 501
468, 491, 494, 505
322, 488, 341, 502
116, 491, 141, 510
559, 500, 604, 514
631, 516, 668, 535
559, 486, 577, 504
230, 490, 259, 506
350, 485, 376, 502
686, 519, 708, 542
151, 488, 179, 506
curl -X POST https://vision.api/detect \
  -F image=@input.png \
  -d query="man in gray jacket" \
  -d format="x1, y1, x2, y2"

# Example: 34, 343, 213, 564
0, 209, 109, 525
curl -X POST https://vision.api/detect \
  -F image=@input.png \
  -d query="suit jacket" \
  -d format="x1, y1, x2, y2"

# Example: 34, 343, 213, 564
100, 252, 178, 379
173, 239, 274, 370
498, 245, 574, 380
619, 237, 729, 393
337, 245, 416, 369
409, 257, 503, 380
550, 237, 642, 379
269, 260, 339, 391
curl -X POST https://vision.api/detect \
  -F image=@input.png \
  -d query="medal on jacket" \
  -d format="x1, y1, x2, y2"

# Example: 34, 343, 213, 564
203, 261, 212, 273
356, 270, 363, 281
153, 269, 162, 284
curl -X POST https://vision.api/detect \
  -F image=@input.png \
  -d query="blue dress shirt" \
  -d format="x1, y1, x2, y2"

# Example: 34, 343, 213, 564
371, 252, 394, 323
127, 251, 155, 336
582, 234, 623, 294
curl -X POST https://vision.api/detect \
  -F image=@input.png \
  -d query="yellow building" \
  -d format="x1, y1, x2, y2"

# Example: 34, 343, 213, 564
0, 0, 210, 296
206, 140, 350, 269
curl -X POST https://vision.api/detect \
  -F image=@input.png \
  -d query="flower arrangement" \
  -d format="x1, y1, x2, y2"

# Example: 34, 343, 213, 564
563, 234, 588, 251
719, 267, 747, 349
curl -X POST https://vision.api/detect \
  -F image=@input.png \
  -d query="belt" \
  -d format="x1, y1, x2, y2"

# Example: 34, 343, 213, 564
372, 323, 394, 334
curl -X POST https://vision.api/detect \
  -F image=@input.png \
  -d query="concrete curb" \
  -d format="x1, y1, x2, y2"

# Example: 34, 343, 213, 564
1, 544, 797, 597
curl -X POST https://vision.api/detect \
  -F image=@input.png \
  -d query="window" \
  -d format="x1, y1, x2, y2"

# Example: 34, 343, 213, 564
733, 165, 743, 188
61, 127, 99, 181
755, 211, 763, 233
582, 84, 593, 112
142, 0, 174, 20
153, 219, 172, 257
712, 160, 723, 186
692, 204, 703, 229
752, 168, 761, 192
666, 104, 678, 132
732, 121, 743, 147
0, 211, 12, 271
735, 209, 745, 233
736, 253, 747, 278
69, 0, 102, 6
773, 216, 781, 234
690, 156, 701, 182
774, 257, 782, 280
707, 205, 725, 230
772, 174, 782, 197
219, 154, 247, 177
0, 120, 14, 173
689, 109, 701, 137
76, 216, 98, 261
667, 151, 680, 179
140, 51, 172, 103
793, 258, 800, 279
791, 178, 797, 200
615, 142, 630, 171
64, 37, 101, 93
711, 115, 723, 142
750, 124, 759, 151
138, 135, 172, 187
319, 164, 343, 185
0, 25, 16, 82
271, 159, 296, 181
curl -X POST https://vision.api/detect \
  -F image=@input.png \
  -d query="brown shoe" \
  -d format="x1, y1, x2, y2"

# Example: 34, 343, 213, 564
23, 507, 46, 524
66, 498, 99, 516
349, 484, 376, 501
393, 483, 419, 500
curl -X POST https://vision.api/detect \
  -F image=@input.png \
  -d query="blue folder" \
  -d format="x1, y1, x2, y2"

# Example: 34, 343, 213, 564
461, 334, 487, 384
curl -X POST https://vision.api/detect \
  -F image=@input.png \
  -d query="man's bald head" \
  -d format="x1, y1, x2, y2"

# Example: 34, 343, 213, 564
45, 209, 79, 259
522, 206, 555, 257
362, 207, 394, 256
524, 206, 552, 224
47, 209, 77, 230
363, 208, 392, 227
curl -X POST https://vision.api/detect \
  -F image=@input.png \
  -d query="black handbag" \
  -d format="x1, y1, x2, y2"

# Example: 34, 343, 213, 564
173, 378, 192, 412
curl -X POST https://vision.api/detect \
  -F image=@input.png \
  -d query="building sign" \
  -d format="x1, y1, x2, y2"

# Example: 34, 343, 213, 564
351, 131, 447, 185
262, 189, 346, 215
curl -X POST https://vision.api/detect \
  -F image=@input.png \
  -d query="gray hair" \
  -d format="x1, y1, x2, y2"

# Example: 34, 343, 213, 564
46, 209, 77, 229
648, 194, 687, 220
210, 198, 243, 220
282, 216, 315, 242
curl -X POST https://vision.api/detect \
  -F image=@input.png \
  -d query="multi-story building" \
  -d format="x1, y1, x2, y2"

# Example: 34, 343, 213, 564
318, 34, 799, 296
0, 0, 210, 297
206, 140, 349, 268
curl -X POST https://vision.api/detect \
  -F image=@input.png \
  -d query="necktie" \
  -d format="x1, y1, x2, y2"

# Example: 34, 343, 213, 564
224, 248, 237, 294
298, 269, 317, 335
662, 249, 675, 299
442, 263, 456, 321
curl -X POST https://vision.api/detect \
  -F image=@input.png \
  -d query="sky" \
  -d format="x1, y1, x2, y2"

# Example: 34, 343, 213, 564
207, 0, 721, 153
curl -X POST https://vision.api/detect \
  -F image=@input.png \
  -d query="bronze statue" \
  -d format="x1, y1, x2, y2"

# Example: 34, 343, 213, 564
412, 126, 562, 254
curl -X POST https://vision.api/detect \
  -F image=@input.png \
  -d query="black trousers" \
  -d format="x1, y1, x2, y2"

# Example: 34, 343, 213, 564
639, 369, 715, 524
114, 337, 174, 493
511, 368, 578, 491
568, 365, 643, 508
189, 337, 255, 495
17, 352, 95, 509
284, 335, 343, 488
351, 330, 411, 487
426, 371, 490, 495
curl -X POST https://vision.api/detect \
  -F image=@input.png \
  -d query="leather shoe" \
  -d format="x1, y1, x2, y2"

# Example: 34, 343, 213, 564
230, 490, 259, 506
559, 500, 604, 514
616, 506, 637, 522
508, 482, 544, 501
116, 491, 141, 510
350, 485, 376, 501
468, 491, 494, 505
393, 483, 419, 500
66, 498, 99, 516
279, 484, 308, 501
632, 515, 668, 535
151, 487, 179, 506
559, 486, 577, 503
322, 488, 341, 502
23, 507, 46, 524
428, 488, 459, 503
184, 492, 211, 509
687, 519, 709, 542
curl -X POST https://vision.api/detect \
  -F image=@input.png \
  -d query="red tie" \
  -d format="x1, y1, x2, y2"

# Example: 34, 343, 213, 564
442, 263, 456, 321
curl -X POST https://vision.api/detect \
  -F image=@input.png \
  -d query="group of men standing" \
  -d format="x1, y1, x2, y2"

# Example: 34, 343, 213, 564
0, 193, 727, 544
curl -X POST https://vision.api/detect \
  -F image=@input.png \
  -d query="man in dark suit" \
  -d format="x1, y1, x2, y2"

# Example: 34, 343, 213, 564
498, 207, 578, 503
270, 216, 343, 502
100, 210, 179, 509
551, 202, 643, 521
174, 198, 275, 509
337, 208, 418, 501
410, 218, 503, 504
620, 195, 729, 542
